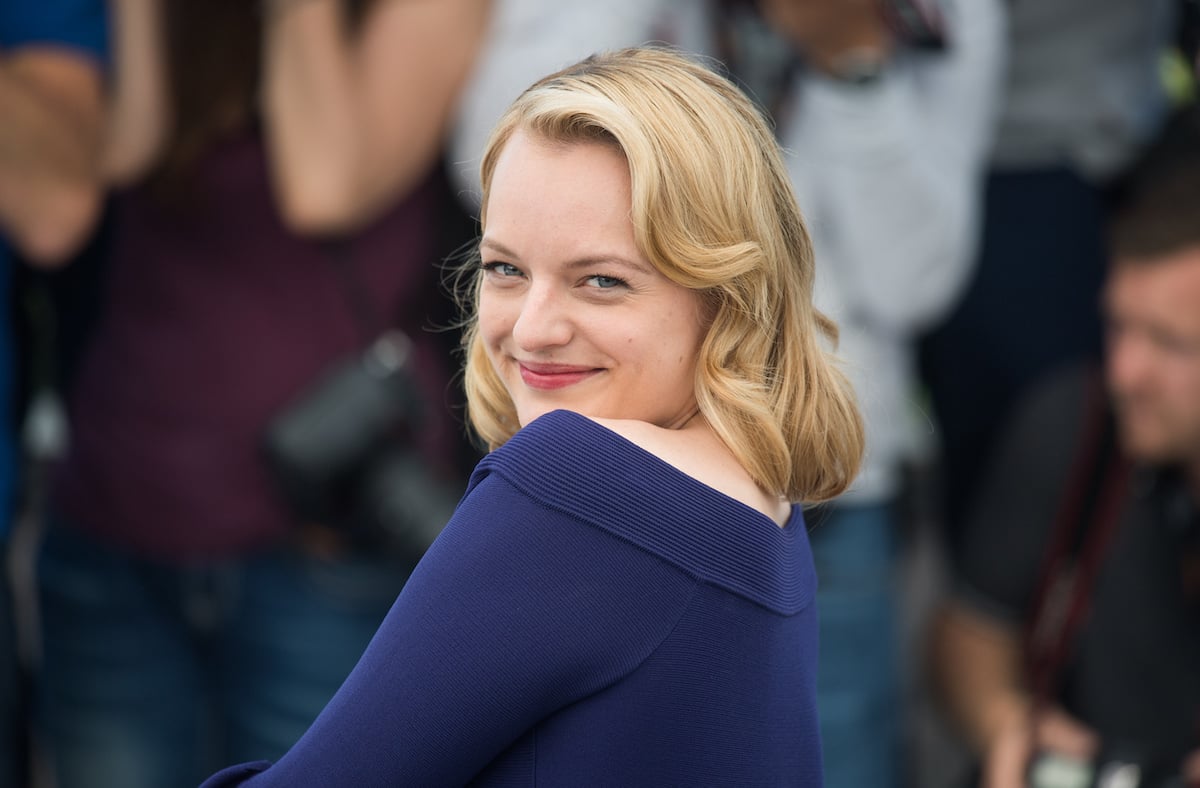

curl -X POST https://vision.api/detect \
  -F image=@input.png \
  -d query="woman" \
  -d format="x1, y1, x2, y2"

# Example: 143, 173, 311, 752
36, 2, 487, 787
203, 46, 863, 786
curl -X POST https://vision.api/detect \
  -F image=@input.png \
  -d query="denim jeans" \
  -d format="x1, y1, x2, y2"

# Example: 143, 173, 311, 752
36, 518, 412, 788
0, 548, 23, 788
809, 501, 899, 788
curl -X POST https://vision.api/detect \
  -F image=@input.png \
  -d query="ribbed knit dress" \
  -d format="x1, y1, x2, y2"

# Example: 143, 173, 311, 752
202, 409, 824, 787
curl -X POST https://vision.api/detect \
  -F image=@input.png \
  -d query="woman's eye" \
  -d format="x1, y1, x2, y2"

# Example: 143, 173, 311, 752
482, 262, 522, 278
586, 275, 626, 290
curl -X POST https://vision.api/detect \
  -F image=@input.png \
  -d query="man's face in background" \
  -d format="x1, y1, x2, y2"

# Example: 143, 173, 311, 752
1104, 245, 1200, 469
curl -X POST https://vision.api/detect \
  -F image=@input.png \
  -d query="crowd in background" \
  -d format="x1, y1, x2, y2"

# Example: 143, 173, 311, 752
1, 0, 1197, 786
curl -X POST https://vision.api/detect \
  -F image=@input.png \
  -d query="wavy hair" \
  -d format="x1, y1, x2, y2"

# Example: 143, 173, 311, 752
461, 46, 863, 503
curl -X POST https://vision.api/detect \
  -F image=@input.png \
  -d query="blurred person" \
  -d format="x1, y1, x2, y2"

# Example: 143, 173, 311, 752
34, 1, 488, 787
722, 3, 1004, 785
0, 2, 107, 785
931, 108, 1200, 788
450, 1, 1005, 785
200, 45, 864, 786
919, 0, 1178, 548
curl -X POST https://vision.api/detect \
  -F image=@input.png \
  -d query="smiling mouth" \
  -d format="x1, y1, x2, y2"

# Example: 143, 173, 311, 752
517, 363, 600, 391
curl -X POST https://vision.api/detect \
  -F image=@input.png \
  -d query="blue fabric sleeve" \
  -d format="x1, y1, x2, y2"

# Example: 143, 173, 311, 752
200, 470, 699, 787
0, 0, 109, 61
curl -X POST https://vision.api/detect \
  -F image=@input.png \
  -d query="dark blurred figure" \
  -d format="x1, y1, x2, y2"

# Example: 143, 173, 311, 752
33, 1, 489, 787
0, 3, 107, 786
919, 0, 1178, 553
931, 108, 1200, 788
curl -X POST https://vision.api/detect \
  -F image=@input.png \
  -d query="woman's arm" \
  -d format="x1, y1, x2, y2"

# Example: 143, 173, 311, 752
101, 0, 170, 187
261, 0, 489, 236
201, 469, 697, 786
0, 47, 104, 265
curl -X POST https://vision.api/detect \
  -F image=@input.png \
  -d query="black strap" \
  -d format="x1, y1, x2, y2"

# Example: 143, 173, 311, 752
1023, 372, 1131, 714
320, 239, 386, 343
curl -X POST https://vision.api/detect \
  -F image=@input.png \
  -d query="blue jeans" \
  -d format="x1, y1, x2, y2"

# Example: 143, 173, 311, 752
0, 546, 23, 788
810, 502, 899, 788
36, 519, 412, 788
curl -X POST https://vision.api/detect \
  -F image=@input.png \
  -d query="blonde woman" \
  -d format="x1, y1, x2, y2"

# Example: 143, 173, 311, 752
203, 46, 863, 787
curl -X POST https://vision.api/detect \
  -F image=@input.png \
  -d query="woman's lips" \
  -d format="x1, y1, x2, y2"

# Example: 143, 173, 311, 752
518, 362, 600, 390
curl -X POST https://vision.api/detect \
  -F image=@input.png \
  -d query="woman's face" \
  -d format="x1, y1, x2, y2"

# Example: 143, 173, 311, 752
478, 130, 706, 430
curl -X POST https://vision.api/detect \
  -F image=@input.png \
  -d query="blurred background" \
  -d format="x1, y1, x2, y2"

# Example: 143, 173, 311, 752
1, 0, 1198, 786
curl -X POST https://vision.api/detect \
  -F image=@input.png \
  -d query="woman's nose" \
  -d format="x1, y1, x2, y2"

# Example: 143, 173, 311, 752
511, 284, 573, 351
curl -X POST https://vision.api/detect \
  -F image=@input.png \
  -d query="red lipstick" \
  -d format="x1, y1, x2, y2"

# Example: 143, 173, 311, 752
518, 362, 599, 390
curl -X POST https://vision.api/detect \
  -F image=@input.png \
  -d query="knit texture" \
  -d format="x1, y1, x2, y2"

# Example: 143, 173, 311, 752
201, 410, 824, 786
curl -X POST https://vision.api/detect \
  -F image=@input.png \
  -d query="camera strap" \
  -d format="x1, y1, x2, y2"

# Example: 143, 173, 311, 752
317, 239, 418, 378
320, 239, 387, 343
1023, 369, 1131, 719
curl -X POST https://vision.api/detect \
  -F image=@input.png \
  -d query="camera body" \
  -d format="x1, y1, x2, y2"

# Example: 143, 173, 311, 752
263, 330, 461, 562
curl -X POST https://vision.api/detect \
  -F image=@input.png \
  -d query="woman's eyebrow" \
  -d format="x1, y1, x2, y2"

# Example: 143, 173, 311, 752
479, 238, 520, 259
481, 238, 651, 275
562, 255, 652, 275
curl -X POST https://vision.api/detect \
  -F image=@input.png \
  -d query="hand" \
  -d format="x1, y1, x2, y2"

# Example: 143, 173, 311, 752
982, 705, 1099, 788
1183, 748, 1200, 786
757, 0, 893, 75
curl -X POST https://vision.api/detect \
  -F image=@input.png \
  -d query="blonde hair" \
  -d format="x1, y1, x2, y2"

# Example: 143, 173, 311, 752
461, 46, 863, 503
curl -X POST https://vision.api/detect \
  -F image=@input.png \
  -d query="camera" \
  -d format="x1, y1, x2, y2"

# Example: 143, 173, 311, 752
262, 330, 463, 562
1028, 750, 1189, 788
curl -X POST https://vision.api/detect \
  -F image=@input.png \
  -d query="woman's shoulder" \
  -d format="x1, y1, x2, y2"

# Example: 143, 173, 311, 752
489, 410, 711, 479
591, 416, 791, 527
587, 416, 681, 456
588, 416, 723, 484
491, 411, 790, 528
472, 410, 813, 614
481, 410, 660, 484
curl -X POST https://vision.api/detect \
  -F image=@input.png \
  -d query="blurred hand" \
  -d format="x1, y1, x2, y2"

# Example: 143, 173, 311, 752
1183, 748, 1200, 786
757, 0, 893, 74
983, 705, 1099, 788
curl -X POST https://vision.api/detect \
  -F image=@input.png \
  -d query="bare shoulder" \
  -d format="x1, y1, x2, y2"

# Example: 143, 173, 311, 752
589, 416, 684, 458
587, 416, 790, 526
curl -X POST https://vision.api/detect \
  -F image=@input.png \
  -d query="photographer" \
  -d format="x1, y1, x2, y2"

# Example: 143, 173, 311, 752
931, 109, 1200, 788
35, 1, 488, 787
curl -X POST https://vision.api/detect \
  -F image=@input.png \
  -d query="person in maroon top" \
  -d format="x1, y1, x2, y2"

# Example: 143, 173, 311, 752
35, 2, 489, 787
